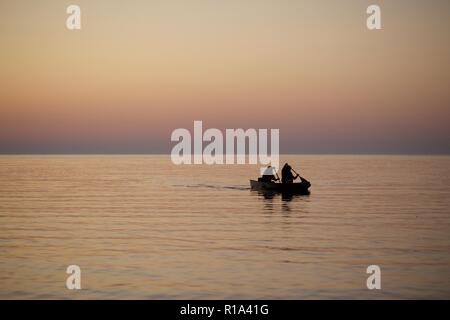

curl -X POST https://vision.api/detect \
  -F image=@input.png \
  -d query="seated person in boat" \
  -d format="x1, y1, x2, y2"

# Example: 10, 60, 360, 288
281, 163, 299, 183
259, 165, 279, 182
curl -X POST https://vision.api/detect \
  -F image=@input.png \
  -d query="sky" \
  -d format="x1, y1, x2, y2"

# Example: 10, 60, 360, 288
0, 0, 449, 154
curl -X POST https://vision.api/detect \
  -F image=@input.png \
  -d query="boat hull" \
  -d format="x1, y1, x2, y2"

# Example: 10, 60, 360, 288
250, 179, 311, 195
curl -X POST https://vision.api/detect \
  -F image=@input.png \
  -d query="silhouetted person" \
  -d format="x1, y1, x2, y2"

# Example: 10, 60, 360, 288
281, 163, 299, 183
260, 165, 279, 182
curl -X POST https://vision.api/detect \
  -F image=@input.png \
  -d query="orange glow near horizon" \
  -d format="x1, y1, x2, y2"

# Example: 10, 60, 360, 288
1, 0, 449, 153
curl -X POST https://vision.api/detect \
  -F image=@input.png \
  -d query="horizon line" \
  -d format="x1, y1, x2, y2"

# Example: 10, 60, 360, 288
1, 153, 449, 156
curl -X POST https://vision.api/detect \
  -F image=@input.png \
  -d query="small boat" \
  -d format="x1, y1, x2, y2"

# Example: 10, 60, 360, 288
250, 178, 311, 195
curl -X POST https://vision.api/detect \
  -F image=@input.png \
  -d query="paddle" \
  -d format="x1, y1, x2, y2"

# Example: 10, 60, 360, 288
291, 168, 308, 183
291, 168, 301, 179
275, 172, 281, 182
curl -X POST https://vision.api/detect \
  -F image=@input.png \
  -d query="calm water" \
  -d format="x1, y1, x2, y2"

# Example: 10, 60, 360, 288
0, 155, 449, 299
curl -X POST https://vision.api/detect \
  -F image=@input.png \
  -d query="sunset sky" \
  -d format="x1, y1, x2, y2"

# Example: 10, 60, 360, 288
1, 0, 449, 154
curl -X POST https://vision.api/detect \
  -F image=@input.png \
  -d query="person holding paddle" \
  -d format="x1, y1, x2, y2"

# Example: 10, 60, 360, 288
260, 165, 280, 182
281, 163, 299, 183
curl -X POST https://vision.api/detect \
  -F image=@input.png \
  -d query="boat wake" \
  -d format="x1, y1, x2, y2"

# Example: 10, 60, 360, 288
176, 183, 250, 191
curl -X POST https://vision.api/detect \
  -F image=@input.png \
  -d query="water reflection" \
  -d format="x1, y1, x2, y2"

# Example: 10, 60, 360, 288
252, 189, 310, 202
2, 155, 449, 299
251, 189, 311, 215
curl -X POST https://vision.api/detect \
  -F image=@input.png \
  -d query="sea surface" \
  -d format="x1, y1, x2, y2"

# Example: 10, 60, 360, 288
0, 155, 449, 299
